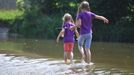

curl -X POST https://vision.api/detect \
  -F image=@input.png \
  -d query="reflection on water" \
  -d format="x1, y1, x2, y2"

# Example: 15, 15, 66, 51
0, 54, 68, 75
0, 39, 134, 75
0, 54, 95, 75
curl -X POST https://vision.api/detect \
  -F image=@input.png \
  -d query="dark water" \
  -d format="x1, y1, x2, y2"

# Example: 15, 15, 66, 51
0, 39, 134, 75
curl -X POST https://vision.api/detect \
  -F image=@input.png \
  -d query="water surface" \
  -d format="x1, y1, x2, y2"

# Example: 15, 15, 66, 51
0, 39, 134, 75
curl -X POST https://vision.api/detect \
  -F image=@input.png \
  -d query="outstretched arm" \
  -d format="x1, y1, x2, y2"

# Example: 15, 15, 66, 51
56, 28, 64, 43
95, 15, 109, 24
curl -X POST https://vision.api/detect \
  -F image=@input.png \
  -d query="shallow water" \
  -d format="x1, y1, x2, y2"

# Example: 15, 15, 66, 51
0, 39, 134, 75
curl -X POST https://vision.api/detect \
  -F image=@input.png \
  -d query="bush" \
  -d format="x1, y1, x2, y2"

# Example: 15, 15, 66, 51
93, 15, 134, 43
18, 13, 62, 38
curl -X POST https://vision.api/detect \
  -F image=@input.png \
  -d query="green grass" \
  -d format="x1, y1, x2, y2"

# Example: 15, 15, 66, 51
0, 10, 23, 20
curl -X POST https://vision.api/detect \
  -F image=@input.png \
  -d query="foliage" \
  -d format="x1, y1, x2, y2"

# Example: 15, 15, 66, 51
93, 16, 134, 43
2, 0, 133, 42
0, 10, 23, 20
90, 0, 133, 22
16, 0, 78, 38
90, 0, 134, 42
0, 10, 23, 31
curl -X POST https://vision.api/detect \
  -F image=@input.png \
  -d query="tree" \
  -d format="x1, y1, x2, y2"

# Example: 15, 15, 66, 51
14, 0, 134, 42
90, 0, 132, 23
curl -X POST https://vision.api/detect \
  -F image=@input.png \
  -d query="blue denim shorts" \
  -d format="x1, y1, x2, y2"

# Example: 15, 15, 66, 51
78, 33, 92, 49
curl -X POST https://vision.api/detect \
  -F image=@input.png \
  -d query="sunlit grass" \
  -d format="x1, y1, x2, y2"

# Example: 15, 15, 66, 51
0, 10, 23, 20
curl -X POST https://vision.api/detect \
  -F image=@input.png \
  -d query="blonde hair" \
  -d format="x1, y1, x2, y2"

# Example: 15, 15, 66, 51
62, 13, 74, 23
77, 1, 90, 15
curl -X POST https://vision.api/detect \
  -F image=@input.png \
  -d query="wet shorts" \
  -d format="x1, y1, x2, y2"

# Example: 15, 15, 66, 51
64, 42, 74, 52
78, 33, 92, 49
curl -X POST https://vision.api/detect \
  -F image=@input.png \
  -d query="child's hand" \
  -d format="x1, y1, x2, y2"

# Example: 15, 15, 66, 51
104, 18, 109, 24
76, 37, 79, 41
61, 34, 64, 37
70, 26, 75, 31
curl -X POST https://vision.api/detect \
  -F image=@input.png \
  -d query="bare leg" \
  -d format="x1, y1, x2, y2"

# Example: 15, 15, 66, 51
64, 52, 67, 63
79, 46, 85, 63
69, 51, 74, 64
85, 48, 91, 63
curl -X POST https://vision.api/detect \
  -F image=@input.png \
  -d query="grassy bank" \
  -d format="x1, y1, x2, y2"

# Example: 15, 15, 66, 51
0, 10, 23, 20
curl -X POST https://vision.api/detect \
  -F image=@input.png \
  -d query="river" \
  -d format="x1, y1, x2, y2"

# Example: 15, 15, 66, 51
0, 39, 134, 75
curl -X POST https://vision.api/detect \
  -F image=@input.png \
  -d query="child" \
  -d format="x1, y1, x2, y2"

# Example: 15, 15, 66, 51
56, 13, 79, 64
70, 1, 109, 64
